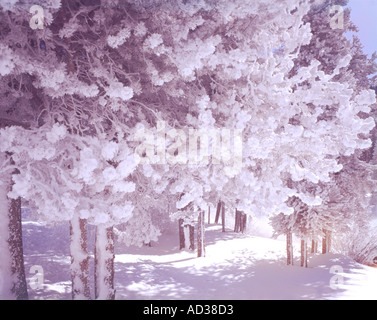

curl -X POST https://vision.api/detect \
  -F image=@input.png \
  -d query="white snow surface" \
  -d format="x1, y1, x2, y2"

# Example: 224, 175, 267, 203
22, 221, 377, 300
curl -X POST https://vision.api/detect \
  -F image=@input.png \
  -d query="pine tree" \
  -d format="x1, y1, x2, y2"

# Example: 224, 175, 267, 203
1, 0, 377, 298
271, 212, 294, 265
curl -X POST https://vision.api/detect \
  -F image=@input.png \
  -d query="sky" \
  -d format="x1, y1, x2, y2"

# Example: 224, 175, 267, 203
347, 0, 377, 57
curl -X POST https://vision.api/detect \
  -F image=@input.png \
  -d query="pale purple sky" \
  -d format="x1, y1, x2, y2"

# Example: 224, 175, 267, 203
347, 0, 377, 57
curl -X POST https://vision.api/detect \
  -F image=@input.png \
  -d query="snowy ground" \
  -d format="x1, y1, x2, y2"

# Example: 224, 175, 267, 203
22, 221, 377, 300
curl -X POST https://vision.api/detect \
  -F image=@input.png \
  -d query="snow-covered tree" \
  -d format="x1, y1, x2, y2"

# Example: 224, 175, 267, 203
297, 0, 377, 89
127, 0, 376, 264
0, 122, 137, 299
270, 212, 295, 265
1, 0, 377, 300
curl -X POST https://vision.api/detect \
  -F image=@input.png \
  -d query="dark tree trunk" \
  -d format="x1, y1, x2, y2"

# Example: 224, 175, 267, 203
94, 225, 115, 300
2, 161, 28, 300
234, 209, 240, 232
215, 200, 222, 224
179, 218, 185, 250
235, 210, 247, 233
197, 211, 205, 257
286, 231, 293, 266
311, 239, 318, 254
221, 201, 225, 232
70, 216, 90, 300
240, 213, 247, 233
189, 225, 195, 251
8, 195, 28, 300
301, 239, 308, 268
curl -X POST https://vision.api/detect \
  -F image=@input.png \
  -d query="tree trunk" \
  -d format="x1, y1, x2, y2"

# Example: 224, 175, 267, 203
8, 195, 28, 300
311, 240, 318, 254
94, 225, 115, 300
208, 206, 210, 225
189, 225, 195, 251
0, 175, 13, 300
234, 209, 240, 232
327, 230, 332, 253
322, 229, 332, 254
70, 216, 90, 300
240, 212, 247, 233
221, 201, 225, 232
183, 224, 195, 251
235, 210, 247, 233
0, 157, 28, 300
214, 200, 222, 224
286, 231, 293, 266
178, 218, 185, 250
301, 239, 308, 268
197, 211, 205, 257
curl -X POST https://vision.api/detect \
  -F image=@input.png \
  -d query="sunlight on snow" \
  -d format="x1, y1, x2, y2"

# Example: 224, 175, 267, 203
336, 266, 377, 300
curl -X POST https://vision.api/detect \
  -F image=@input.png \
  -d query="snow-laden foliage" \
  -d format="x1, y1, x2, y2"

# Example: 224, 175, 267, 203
0, 123, 136, 226
268, 0, 377, 256
0, 0, 377, 299
1, 0, 375, 223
